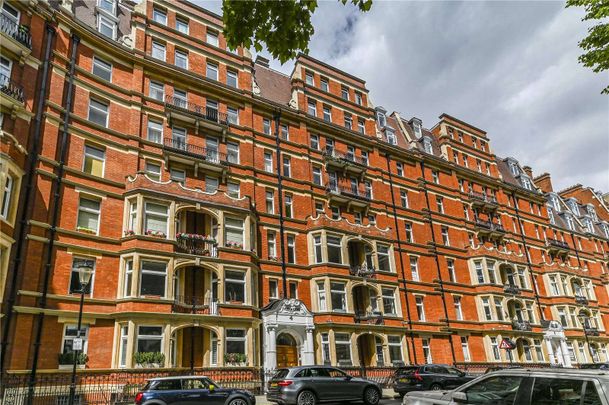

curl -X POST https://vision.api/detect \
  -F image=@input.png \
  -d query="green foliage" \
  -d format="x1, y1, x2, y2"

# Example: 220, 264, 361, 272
566, 0, 609, 94
222, 0, 373, 64
134, 351, 166, 365
58, 352, 89, 365
225, 352, 247, 364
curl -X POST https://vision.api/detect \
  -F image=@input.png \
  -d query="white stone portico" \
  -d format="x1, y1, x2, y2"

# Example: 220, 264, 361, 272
544, 320, 572, 367
262, 298, 315, 373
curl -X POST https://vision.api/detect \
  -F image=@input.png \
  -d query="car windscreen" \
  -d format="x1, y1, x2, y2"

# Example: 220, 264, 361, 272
272, 369, 290, 380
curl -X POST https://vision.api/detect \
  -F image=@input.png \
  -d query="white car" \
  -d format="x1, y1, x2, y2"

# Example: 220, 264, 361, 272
403, 368, 609, 405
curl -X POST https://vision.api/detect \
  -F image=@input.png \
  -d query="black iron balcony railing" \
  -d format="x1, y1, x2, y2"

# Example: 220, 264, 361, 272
0, 13, 31, 49
164, 138, 228, 164
475, 219, 506, 233
503, 284, 521, 295
546, 238, 570, 250
165, 95, 228, 125
0, 74, 24, 103
575, 295, 589, 305
327, 181, 371, 200
469, 191, 498, 205
583, 325, 600, 336
323, 147, 368, 166
354, 311, 384, 325
172, 295, 220, 315
511, 319, 532, 331
349, 264, 376, 279
175, 236, 218, 257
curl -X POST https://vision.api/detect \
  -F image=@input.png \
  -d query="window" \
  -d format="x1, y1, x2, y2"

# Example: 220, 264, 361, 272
335, 333, 352, 365
493, 298, 503, 321
320, 77, 329, 92
284, 194, 293, 218
331, 282, 346, 312
344, 115, 352, 130
441, 226, 450, 245
174, 49, 188, 69
313, 235, 323, 263
227, 142, 240, 163
144, 202, 168, 237
400, 190, 409, 208
263, 151, 273, 172
310, 134, 319, 150
331, 205, 340, 220
227, 70, 238, 88
267, 231, 276, 259
149, 81, 164, 101
145, 162, 161, 181
77, 197, 100, 234
410, 256, 419, 281
136, 326, 163, 355
269, 279, 278, 299
118, 325, 129, 367
422, 339, 432, 363
288, 281, 298, 299
447, 259, 456, 282
423, 138, 433, 154
205, 176, 218, 193
305, 71, 314, 85
225, 217, 244, 248
265, 190, 274, 214
98, 14, 116, 39
377, 244, 390, 271
415, 296, 425, 321
206, 30, 219, 46
341, 86, 349, 100
225, 270, 245, 302
436, 196, 444, 213
83, 145, 105, 177
533, 339, 544, 361
92, 56, 112, 81
206, 62, 218, 80
139, 261, 166, 296
263, 118, 271, 135
361, 151, 368, 165
481, 298, 492, 320
490, 337, 501, 361
475, 261, 485, 283
315, 202, 324, 216
123, 259, 134, 297
355, 91, 362, 105
282, 156, 291, 177
287, 235, 296, 263
327, 235, 342, 264
152, 8, 167, 24
169, 168, 185, 185
98, 0, 115, 14
69, 258, 95, 294
387, 336, 402, 364
225, 329, 247, 357
1, 174, 13, 220
432, 170, 439, 184
312, 166, 323, 185
323, 106, 331, 122
394, 163, 403, 178
382, 288, 396, 315
176, 17, 189, 33
385, 129, 397, 145
461, 336, 470, 361
321, 333, 331, 364
147, 119, 163, 143
307, 100, 317, 116
377, 111, 386, 127
88, 98, 108, 127
280, 124, 289, 140
151, 41, 166, 61
405, 223, 413, 243
62, 324, 89, 355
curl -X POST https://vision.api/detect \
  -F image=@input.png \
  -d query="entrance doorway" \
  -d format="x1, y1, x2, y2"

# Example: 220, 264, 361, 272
276, 333, 299, 367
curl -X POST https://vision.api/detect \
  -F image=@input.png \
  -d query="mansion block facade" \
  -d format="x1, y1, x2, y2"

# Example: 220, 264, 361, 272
1, 0, 609, 375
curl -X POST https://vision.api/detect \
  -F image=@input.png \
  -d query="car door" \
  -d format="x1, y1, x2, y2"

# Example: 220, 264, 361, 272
444, 367, 467, 389
310, 367, 340, 400
530, 376, 603, 405
152, 379, 185, 405
457, 374, 529, 404
328, 368, 361, 400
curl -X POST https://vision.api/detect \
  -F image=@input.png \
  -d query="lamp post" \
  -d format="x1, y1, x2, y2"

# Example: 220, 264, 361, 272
68, 263, 94, 405
578, 315, 596, 364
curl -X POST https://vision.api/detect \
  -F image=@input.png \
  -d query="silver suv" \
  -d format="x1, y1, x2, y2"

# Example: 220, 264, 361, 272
403, 368, 609, 404
266, 365, 382, 405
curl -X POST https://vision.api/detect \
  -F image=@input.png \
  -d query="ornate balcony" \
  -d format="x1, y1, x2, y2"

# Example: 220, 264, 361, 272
163, 138, 228, 175
326, 180, 371, 209
323, 147, 367, 177
175, 234, 218, 257
0, 74, 24, 104
584, 326, 600, 336
503, 284, 521, 295
172, 295, 220, 315
354, 311, 384, 325
511, 320, 532, 331
164, 95, 228, 131
575, 295, 589, 306
0, 13, 31, 49
349, 264, 377, 279
546, 238, 570, 257
475, 219, 507, 240
469, 191, 499, 212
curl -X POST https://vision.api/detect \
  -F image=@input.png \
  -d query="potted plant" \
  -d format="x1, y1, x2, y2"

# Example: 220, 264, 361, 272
145, 230, 166, 238
225, 353, 247, 366
124, 229, 135, 237
58, 352, 88, 369
134, 351, 165, 368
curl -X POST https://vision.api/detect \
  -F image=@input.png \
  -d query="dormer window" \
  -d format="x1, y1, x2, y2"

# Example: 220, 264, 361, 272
548, 207, 556, 225
377, 111, 386, 128
567, 199, 580, 216
602, 223, 609, 238
586, 205, 597, 221
386, 128, 397, 145
521, 176, 532, 191
550, 194, 561, 212
412, 121, 422, 137
423, 137, 433, 154
584, 218, 594, 233
566, 215, 575, 231
99, 0, 116, 15
509, 161, 519, 176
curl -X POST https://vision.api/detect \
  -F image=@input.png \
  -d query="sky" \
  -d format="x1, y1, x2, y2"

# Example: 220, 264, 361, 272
194, 0, 608, 193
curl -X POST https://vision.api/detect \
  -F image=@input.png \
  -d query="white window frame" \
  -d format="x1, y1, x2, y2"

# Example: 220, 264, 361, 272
151, 41, 166, 61
88, 98, 109, 127
174, 49, 188, 69
77, 196, 101, 235
139, 261, 167, 298
92, 56, 112, 81
1, 174, 13, 220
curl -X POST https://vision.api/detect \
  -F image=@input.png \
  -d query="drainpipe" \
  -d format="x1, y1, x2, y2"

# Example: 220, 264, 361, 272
511, 192, 544, 322
0, 23, 56, 374
272, 110, 288, 299
419, 161, 456, 364
25, 33, 80, 405
385, 154, 417, 365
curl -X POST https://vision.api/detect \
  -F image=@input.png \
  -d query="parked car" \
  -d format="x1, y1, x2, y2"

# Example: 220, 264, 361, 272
134, 376, 256, 405
266, 365, 382, 405
403, 368, 607, 404
393, 365, 475, 396
484, 365, 522, 374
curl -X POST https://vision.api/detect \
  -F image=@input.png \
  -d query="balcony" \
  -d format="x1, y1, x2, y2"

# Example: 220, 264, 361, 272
0, 74, 24, 104
326, 180, 371, 209
0, 13, 31, 49
164, 95, 228, 131
163, 138, 228, 174
511, 320, 532, 331
584, 326, 600, 336
354, 311, 384, 325
349, 264, 377, 279
172, 296, 220, 315
503, 284, 521, 295
176, 234, 218, 257
323, 147, 367, 177
575, 295, 589, 306
474, 219, 507, 240
469, 192, 499, 212
546, 238, 570, 257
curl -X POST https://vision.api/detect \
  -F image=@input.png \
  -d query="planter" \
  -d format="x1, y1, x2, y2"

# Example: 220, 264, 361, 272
135, 363, 162, 369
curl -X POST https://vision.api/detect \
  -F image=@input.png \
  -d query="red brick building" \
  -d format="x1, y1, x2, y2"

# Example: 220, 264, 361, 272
1, 0, 608, 377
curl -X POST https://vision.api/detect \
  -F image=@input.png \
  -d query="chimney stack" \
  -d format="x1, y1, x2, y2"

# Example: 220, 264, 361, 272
523, 165, 533, 178
534, 173, 553, 193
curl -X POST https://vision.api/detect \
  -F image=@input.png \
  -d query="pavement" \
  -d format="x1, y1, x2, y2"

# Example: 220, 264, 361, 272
255, 388, 400, 404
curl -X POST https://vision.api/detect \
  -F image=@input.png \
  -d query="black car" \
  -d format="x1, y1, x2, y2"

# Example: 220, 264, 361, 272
134, 376, 256, 405
392, 364, 475, 396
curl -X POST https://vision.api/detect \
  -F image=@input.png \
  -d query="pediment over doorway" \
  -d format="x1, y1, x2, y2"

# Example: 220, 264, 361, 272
262, 298, 314, 317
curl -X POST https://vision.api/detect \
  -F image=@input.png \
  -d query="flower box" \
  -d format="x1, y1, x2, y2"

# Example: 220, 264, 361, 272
76, 226, 97, 235
145, 230, 166, 238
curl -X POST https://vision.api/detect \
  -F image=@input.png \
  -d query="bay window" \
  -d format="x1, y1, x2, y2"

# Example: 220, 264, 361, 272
136, 326, 163, 354
144, 202, 168, 237
225, 270, 246, 303
330, 282, 346, 312
139, 261, 166, 297
225, 217, 244, 248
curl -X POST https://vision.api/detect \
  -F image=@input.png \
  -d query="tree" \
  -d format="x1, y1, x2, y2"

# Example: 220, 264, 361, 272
566, 0, 609, 94
222, 0, 373, 64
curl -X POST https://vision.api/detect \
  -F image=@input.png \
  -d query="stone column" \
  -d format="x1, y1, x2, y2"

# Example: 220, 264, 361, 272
559, 338, 572, 367
266, 326, 277, 371
544, 337, 556, 365
304, 327, 315, 365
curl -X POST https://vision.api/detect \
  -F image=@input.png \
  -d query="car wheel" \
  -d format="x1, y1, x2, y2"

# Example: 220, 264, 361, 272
228, 398, 249, 405
363, 387, 380, 405
297, 390, 317, 405
430, 383, 442, 391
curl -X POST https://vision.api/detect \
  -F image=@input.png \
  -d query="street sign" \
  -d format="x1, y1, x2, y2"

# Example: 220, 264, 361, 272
499, 338, 515, 350
72, 338, 83, 351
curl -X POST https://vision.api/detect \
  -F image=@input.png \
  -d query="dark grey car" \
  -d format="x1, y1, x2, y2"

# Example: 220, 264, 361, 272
266, 365, 382, 405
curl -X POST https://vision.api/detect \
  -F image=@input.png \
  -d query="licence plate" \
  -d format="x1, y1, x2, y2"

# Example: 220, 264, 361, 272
399, 378, 407, 383
270, 383, 278, 387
